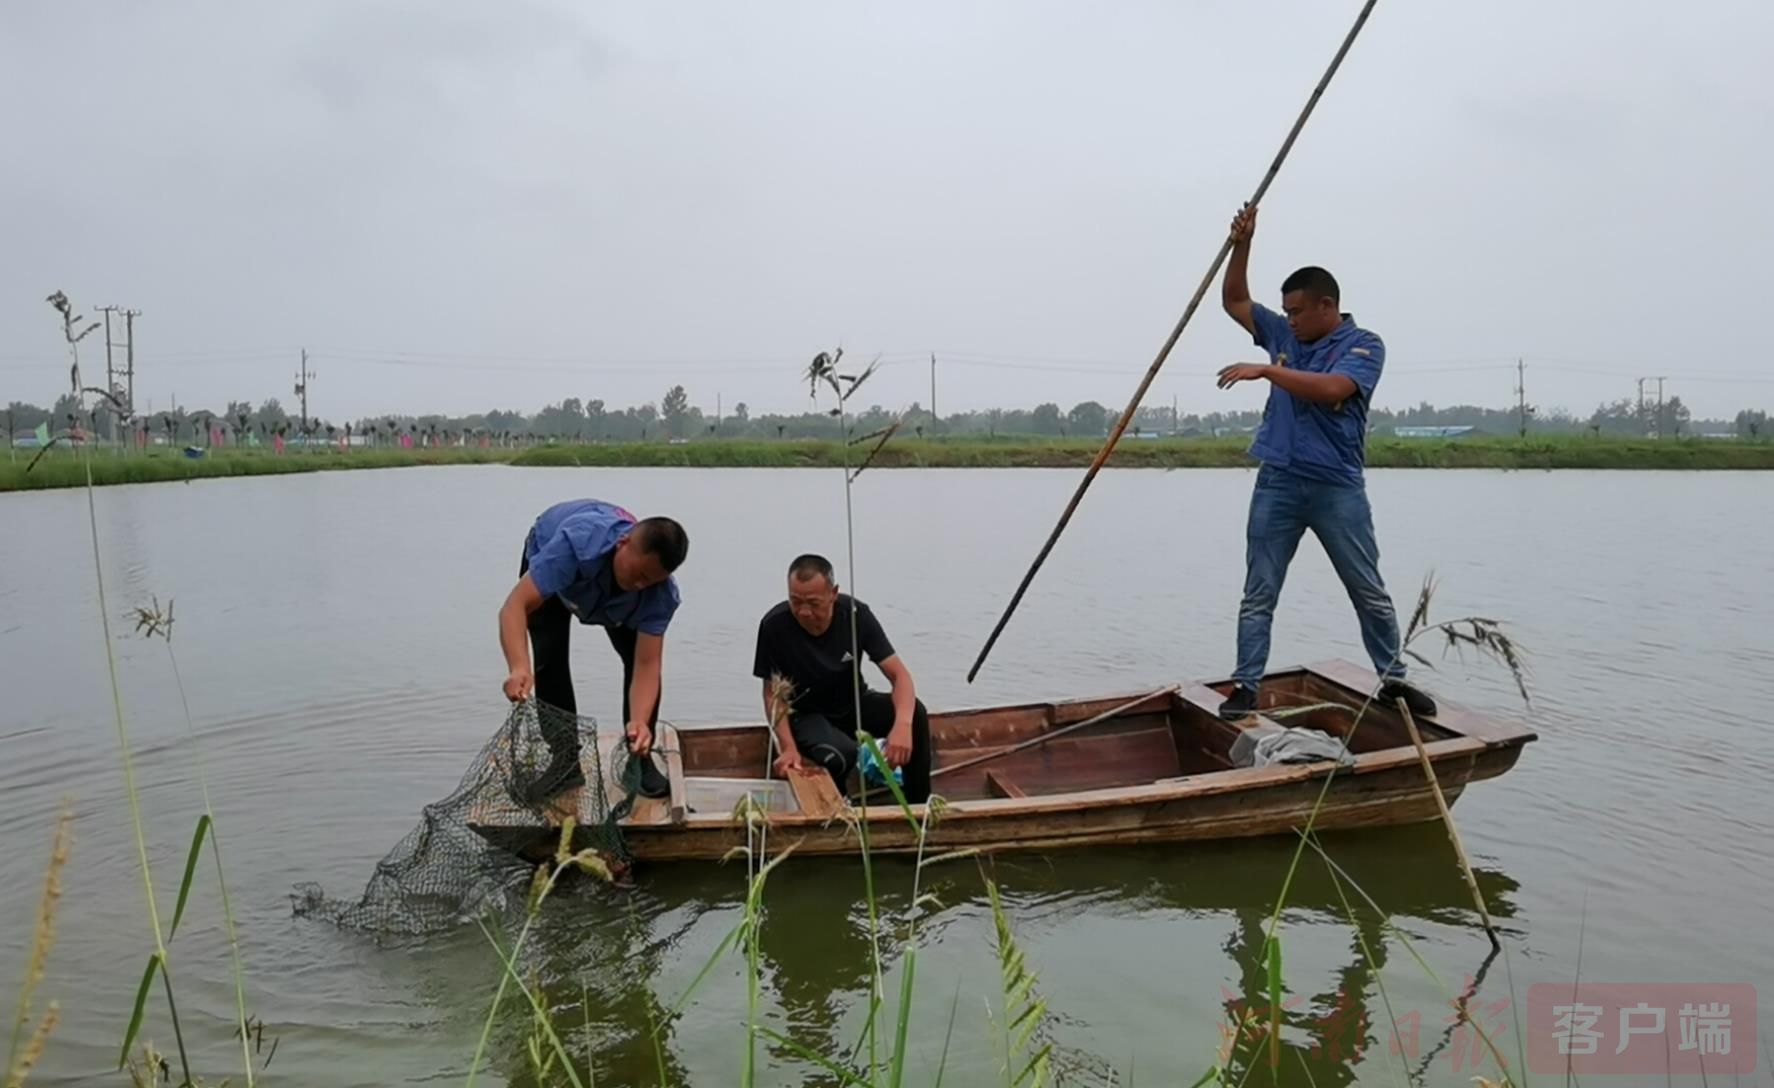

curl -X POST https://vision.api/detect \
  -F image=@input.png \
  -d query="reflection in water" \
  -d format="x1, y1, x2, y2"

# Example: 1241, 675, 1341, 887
455, 820, 1520, 1086
992, 826, 1520, 1086
754, 864, 883, 1077
479, 874, 732, 1087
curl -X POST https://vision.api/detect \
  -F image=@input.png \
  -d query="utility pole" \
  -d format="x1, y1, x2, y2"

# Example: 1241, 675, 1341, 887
99, 307, 116, 420
93, 305, 141, 447
97, 305, 119, 442
1655, 376, 1667, 439
294, 349, 314, 439
929, 352, 938, 434
1172, 393, 1179, 436
1515, 357, 1528, 438
1637, 378, 1649, 437
123, 308, 139, 419
716, 393, 722, 436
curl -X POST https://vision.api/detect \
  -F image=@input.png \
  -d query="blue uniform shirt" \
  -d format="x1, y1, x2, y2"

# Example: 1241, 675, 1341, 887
1244, 303, 1385, 487
523, 500, 680, 636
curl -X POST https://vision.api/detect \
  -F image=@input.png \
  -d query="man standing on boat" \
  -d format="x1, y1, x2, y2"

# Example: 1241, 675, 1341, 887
498, 499, 686, 800
752, 554, 932, 804
1212, 204, 1435, 721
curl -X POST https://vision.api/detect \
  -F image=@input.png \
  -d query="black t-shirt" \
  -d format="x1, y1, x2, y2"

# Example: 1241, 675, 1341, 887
752, 594, 896, 719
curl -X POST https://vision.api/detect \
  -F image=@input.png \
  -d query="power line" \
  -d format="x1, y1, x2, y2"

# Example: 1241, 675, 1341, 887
7, 342, 1773, 384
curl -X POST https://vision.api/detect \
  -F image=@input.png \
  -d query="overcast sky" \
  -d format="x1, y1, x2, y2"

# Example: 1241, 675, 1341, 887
3, 0, 1770, 422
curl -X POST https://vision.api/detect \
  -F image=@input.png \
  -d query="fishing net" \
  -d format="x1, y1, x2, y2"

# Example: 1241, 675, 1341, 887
291, 699, 641, 935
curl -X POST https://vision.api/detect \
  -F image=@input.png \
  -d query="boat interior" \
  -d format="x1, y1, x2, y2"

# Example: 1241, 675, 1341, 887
665, 665, 1459, 818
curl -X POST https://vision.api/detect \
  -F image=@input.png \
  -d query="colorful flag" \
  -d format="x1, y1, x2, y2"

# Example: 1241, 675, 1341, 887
34, 421, 50, 446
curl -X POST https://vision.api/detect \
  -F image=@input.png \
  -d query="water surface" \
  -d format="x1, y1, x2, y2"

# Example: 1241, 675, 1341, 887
2, 465, 1769, 1086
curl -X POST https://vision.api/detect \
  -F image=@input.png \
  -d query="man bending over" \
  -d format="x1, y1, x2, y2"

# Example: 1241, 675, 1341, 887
499, 499, 686, 800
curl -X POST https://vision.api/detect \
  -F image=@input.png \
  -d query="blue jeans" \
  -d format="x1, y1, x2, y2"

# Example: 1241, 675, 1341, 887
1234, 465, 1405, 688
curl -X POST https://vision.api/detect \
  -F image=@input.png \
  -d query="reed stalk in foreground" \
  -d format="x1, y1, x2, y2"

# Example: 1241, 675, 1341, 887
466, 816, 615, 1088
806, 347, 893, 1080
746, 745, 991, 1088
129, 597, 260, 1086
5, 804, 72, 1088
466, 718, 1013, 1087
1215, 574, 1531, 1088
43, 290, 272, 1086
38, 293, 180, 1077
65, 380, 191, 1084
656, 351, 1043, 1087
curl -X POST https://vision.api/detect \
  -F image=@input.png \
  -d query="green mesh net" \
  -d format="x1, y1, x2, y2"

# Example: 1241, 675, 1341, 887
292, 699, 637, 934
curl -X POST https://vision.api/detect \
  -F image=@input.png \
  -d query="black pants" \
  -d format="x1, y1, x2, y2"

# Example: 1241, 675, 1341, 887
520, 550, 661, 785
791, 691, 931, 804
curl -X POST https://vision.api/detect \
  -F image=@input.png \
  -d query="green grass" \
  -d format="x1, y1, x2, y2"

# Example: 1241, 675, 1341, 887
515, 434, 1774, 471
1363, 434, 1774, 470
5, 435, 1770, 492
0, 447, 513, 491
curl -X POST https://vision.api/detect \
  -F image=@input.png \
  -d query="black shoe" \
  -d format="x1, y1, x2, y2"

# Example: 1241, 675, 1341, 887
628, 739, 671, 799
1219, 684, 1259, 721
1379, 680, 1437, 719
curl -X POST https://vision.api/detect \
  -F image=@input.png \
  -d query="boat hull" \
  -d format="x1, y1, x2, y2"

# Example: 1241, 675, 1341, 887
622, 744, 1521, 861
469, 659, 1535, 865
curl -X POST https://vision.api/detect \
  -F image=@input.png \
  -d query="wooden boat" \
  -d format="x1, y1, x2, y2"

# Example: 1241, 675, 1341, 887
469, 658, 1534, 865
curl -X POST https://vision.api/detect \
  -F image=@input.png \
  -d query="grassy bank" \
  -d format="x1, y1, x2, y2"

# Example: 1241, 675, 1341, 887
0, 447, 513, 492
5, 435, 1771, 492
512, 434, 1774, 471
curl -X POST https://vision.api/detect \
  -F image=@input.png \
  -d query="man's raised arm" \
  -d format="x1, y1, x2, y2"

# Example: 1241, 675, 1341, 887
1222, 204, 1258, 337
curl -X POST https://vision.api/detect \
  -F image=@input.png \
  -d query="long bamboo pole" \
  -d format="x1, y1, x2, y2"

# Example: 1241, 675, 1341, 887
1397, 697, 1502, 950
848, 685, 1179, 804
965, 0, 1383, 683
929, 686, 1179, 781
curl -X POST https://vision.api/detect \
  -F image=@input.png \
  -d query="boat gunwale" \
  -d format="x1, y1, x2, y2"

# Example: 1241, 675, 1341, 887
635, 658, 1535, 833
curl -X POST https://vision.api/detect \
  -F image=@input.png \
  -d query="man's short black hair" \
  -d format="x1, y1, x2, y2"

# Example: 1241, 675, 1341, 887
634, 516, 688, 571
788, 553, 835, 585
1280, 265, 1340, 305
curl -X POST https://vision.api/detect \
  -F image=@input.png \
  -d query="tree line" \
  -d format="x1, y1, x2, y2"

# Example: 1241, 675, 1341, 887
4, 382, 1767, 447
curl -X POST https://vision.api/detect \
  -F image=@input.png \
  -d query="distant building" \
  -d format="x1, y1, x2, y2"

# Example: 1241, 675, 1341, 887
1392, 425, 1477, 439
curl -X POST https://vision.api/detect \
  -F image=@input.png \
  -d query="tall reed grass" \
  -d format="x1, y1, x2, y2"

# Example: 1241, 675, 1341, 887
5, 805, 71, 1088
14, 307, 267, 1086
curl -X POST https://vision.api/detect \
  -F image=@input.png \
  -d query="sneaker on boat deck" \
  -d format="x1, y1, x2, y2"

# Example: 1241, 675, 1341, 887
1218, 684, 1259, 722
1379, 680, 1437, 718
